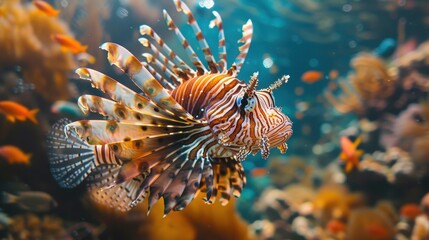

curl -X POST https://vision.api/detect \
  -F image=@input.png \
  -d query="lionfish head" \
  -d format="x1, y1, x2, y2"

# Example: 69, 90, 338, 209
240, 73, 293, 156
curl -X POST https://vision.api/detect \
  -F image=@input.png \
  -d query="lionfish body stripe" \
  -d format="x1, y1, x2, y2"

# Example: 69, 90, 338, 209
47, 0, 293, 214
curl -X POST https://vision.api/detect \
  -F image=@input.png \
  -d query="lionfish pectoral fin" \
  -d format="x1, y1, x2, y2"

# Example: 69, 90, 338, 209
164, 159, 204, 214
47, 118, 97, 188
89, 173, 147, 212
100, 42, 194, 121
115, 161, 142, 185
201, 157, 246, 205
85, 164, 121, 189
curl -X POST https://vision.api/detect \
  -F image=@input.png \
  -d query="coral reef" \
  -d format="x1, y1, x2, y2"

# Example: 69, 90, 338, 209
325, 53, 396, 116
346, 207, 396, 240
0, 0, 76, 101
7, 213, 65, 240
312, 184, 365, 225
267, 156, 314, 188
87, 195, 255, 240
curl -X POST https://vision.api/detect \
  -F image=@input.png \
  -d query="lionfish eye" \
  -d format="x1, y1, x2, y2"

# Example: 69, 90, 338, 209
412, 112, 425, 124
236, 94, 249, 108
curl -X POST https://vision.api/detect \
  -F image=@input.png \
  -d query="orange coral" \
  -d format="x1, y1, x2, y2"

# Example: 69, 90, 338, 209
0, 0, 76, 101
88, 195, 255, 240
325, 53, 396, 114
350, 53, 395, 100
313, 184, 365, 224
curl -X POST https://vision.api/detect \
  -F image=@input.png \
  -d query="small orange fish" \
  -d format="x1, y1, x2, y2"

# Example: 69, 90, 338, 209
51, 34, 88, 54
400, 203, 421, 219
339, 136, 363, 173
326, 219, 346, 234
251, 168, 268, 177
329, 70, 339, 80
0, 145, 32, 165
301, 70, 324, 83
0, 101, 39, 124
33, 0, 60, 17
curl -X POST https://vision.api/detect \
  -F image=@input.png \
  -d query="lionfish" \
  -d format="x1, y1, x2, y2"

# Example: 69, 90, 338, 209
47, 0, 293, 215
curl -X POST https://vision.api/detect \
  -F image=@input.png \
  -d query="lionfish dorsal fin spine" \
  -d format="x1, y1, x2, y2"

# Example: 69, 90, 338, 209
163, 9, 207, 75
173, 0, 219, 73
139, 25, 195, 78
210, 11, 227, 72
142, 53, 178, 89
139, 37, 185, 85
234, 19, 253, 73
141, 62, 175, 91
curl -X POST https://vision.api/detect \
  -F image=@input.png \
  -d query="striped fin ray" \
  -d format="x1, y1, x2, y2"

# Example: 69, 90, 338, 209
209, 11, 227, 72
130, 145, 190, 211
100, 42, 195, 121
65, 119, 200, 145
163, 10, 207, 75
77, 95, 190, 127
234, 20, 253, 73
85, 164, 121, 189
89, 173, 148, 212
172, 158, 205, 212
142, 53, 180, 88
139, 37, 187, 84
75, 68, 177, 120
140, 25, 195, 78
107, 127, 207, 160
163, 159, 202, 214
200, 158, 214, 202
146, 156, 193, 212
173, 0, 219, 73
47, 119, 122, 188
142, 62, 175, 91
127, 127, 215, 208
105, 123, 211, 183
200, 158, 245, 205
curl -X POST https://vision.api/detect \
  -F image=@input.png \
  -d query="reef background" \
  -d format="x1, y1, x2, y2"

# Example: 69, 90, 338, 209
1, 0, 429, 239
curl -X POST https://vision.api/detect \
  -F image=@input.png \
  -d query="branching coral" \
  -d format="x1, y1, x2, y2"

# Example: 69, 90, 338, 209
351, 54, 396, 101
0, 0, 76, 101
325, 53, 396, 116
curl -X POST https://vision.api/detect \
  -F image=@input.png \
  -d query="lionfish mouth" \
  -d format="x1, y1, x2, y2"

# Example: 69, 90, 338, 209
269, 118, 293, 153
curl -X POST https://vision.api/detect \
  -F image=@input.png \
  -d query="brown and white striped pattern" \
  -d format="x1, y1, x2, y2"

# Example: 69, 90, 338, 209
48, 0, 292, 215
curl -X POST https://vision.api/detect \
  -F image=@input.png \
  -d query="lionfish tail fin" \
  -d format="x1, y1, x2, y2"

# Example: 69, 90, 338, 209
47, 118, 96, 188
